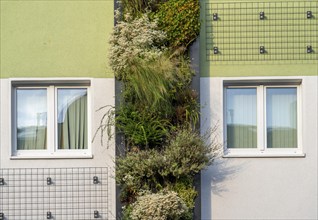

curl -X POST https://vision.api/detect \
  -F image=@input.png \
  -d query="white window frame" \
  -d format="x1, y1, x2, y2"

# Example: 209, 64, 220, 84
11, 81, 92, 159
223, 83, 304, 157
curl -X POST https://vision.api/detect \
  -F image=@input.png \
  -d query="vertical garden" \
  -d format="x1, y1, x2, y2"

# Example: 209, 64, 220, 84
106, 0, 219, 219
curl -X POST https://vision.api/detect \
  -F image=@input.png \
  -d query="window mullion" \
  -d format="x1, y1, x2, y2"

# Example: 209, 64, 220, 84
47, 86, 55, 154
257, 85, 265, 151
297, 85, 302, 151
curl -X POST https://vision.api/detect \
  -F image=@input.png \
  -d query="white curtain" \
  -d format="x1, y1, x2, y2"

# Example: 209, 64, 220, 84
266, 88, 297, 148
226, 88, 257, 148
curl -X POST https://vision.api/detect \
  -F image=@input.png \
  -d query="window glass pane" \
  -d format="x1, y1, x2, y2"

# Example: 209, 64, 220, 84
266, 88, 297, 148
17, 89, 47, 150
226, 88, 257, 148
57, 88, 87, 149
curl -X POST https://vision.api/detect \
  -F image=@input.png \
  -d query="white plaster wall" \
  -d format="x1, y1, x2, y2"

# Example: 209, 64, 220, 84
201, 76, 318, 220
0, 78, 116, 219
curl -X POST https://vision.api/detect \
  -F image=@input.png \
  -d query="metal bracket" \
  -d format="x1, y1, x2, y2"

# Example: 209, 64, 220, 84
307, 45, 313, 53
93, 176, 99, 184
307, 11, 312, 19
47, 211, 52, 219
213, 13, 218, 21
213, 47, 219, 54
94, 210, 99, 218
47, 177, 52, 185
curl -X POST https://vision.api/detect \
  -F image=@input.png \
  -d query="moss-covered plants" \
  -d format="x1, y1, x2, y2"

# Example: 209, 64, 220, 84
107, 1, 219, 219
155, 0, 200, 48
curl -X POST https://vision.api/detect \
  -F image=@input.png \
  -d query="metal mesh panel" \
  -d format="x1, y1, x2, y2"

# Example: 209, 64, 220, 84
0, 167, 108, 220
206, 1, 318, 62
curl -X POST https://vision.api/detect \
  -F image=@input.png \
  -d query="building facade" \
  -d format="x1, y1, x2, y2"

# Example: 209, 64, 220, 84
1, 0, 317, 219
0, 1, 116, 219
200, 0, 318, 219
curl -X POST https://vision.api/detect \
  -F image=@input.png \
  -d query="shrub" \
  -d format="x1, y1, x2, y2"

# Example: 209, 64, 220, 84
163, 127, 212, 178
109, 13, 166, 80
129, 190, 188, 220
115, 127, 219, 203
155, 0, 200, 48
169, 180, 197, 211
116, 150, 165, 202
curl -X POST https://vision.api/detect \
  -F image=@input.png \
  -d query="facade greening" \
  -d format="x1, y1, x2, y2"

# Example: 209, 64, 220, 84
0, 0, 317, 219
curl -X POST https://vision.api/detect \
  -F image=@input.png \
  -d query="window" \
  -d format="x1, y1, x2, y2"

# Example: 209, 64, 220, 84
12, 83, 91, 157
224, 83, 302, 157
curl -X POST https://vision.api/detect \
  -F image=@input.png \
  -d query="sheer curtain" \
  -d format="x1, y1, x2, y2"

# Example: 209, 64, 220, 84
266, 88, 297, 148
226, 88, 257, 148
17, 89, 47, 150
57, 89, 88, 149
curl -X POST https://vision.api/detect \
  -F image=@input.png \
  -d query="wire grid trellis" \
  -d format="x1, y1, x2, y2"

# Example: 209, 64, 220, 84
0, 167, 108, 220
206, 1, 318, 62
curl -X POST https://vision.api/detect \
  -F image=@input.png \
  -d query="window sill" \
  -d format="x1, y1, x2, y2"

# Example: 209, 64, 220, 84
223, 152, 306, 158
10, 154, 93, 160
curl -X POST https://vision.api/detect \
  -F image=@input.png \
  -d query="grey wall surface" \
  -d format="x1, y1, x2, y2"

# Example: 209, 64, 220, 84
200, 76, 318, 220
0, 78, 116, 219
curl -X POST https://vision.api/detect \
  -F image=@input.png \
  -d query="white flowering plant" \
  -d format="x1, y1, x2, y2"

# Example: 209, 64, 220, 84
129, 190, 188, 220
109, 12, 167, 80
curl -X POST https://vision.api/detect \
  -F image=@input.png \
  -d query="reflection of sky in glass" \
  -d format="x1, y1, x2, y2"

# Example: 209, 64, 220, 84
226, 88, 257, 126
267, 88, 297, 128
17, 89, 47, 128
57, 89, 87, 123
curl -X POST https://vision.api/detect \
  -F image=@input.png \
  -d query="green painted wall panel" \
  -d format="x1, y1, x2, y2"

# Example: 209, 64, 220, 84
200, 0, 318, 77
0, 1, 114, 78
200, 63, 318, 77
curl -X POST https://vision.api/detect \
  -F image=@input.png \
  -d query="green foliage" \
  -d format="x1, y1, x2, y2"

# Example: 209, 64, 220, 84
116, 105, 171, 149
174, 88, 199, 127
105, 1, 213, 218
115, 127, 216, 203
163, 128, 212, 178
123, 56, 195, 115
119, 0, 165, 17
129, 190, 188, 220
169, 179, 197, 211
116, 150, 165, 202
123, 57, 174, 114
122, 204, 133, 220
155, 0, 200, 48
109, 13, 166, 80
168, 180, 197, 220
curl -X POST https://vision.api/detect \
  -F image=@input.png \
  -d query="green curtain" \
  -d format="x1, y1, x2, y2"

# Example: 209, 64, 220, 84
58, 94, 88, 149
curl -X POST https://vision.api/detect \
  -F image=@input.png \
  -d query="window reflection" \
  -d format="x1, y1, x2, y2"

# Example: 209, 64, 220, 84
226, 88, 257, 148
17, 89, 47, 150
266, 88, 297, 148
